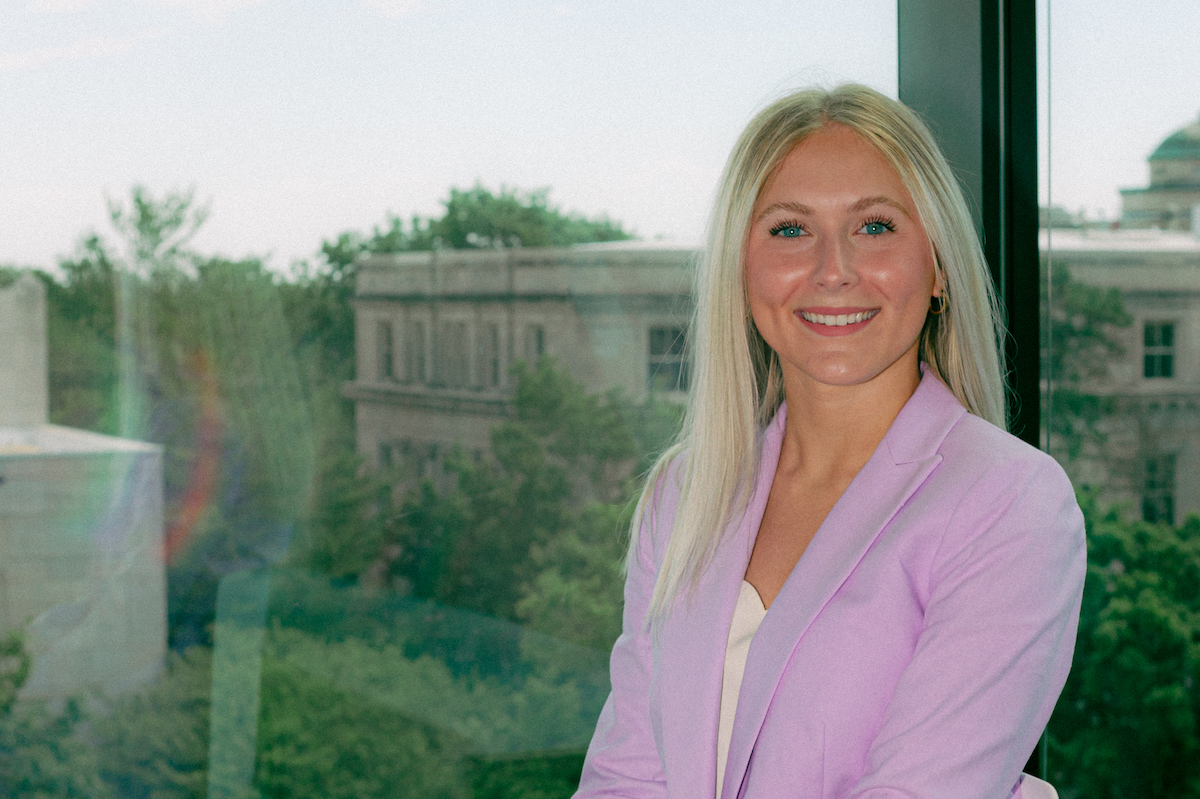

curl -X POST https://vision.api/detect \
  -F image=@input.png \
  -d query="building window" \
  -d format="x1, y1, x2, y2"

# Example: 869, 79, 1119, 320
524, 324, 545, 362
1143, 322, 1175, 378
437, 321, 470, 389
648, 326, 689, 393
405, 320, 427, 384
1142, 454, 1176, 525
376, 320, 395, 381
477, 323, 501, 389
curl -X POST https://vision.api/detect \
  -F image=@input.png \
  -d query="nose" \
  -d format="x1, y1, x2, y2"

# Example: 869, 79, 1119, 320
812, 237, 857, 289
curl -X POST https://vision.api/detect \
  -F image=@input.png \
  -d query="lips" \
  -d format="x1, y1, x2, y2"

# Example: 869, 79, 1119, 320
798, 309, 879, 327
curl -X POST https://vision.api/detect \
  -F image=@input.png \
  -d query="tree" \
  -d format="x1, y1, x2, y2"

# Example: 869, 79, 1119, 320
45, 234, 121, 432
391, 358, 679, 649
1044, 260, 1133, 460
429, 185, 632, 250
0, 633, 108, 798
1048, 501, 1200, 799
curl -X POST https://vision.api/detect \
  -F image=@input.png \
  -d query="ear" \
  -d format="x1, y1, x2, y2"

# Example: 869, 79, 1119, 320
931, 263, 947, 298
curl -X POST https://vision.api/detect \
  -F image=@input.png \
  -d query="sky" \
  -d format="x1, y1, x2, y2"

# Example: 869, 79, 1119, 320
0, 0, 1197, 273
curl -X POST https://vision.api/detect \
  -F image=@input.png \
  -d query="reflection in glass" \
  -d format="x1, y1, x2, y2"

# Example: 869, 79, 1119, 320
1041, 3, 1200, 793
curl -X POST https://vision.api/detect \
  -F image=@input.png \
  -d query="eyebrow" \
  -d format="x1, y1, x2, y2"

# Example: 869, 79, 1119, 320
755, 195, 913, 223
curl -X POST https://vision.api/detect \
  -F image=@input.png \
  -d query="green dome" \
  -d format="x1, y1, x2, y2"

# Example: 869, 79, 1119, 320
1149, 114, 1200, 161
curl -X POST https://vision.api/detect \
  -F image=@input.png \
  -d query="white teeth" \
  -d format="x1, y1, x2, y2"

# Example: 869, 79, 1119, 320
800, 309, 878, 326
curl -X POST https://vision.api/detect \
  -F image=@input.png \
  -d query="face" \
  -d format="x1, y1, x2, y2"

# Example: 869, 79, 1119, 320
744, 124, 941, 398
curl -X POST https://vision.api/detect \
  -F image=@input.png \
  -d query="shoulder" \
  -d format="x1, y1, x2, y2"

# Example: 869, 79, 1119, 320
891, 373, 1083, 559
928, 413, 1085, 580
940, 412, 1074, 503
895, 370, 1075, 504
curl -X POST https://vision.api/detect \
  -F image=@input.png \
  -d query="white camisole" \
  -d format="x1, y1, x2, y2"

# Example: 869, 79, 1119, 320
715, 580, 768, 798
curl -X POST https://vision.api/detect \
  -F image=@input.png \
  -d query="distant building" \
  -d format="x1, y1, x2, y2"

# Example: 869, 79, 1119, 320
0, 275, 166, 697
345, 244, 693, 479
1044, 227, 1200, 524
1120, 113, 1200, 231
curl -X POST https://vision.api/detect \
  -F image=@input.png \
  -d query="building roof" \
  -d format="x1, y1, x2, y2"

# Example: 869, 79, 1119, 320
0, 424, 159, 457
1149, 114, 1200, 162
356, 243, 697, 300
1041, 227, 1200, 253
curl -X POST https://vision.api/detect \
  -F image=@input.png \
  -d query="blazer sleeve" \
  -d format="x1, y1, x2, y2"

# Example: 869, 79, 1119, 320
573, 480, 670, 799
846, 449, 1087, 799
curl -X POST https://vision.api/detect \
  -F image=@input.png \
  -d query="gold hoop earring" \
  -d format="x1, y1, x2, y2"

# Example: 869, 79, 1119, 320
930, 294, 948, 315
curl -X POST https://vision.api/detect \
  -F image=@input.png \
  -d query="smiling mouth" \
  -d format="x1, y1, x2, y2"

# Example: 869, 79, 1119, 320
798, 309, 879, 327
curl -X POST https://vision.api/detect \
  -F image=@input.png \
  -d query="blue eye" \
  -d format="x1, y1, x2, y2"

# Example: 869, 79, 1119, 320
769, 223, 806, 238
860, 219, 896, 235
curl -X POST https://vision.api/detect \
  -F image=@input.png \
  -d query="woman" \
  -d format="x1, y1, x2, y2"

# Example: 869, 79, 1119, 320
574, 85, 1086, 799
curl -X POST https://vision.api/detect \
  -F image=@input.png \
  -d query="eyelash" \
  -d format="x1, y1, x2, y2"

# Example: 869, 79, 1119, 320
768, 220, 805, 237
861, 216, 897, 233
766, 216, 898, 237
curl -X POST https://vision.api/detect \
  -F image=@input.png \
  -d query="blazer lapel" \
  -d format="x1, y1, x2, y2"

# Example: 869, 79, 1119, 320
720, 372, 966, 799
656, 408, 788, 799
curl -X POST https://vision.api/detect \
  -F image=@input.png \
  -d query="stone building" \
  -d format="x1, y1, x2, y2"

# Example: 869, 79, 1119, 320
1120, 113, 1200, 231
345, 243, 693, 478
0, 275, 166, 697
1045, 227, 1200, 524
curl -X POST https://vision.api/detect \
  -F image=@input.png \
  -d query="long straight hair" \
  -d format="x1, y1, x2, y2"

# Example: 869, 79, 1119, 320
635, 84, 1007, 622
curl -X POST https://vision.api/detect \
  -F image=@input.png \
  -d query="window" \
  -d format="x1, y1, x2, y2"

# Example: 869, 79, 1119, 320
15, 1, 901, 797
1040, 0, 1200, 790
524, 324, 545, 362
376, 320, 395, 380
437, 321, 469, 389
648, 326, 689, 393
1142, 454, 1176, 525
405, 319, 427, 384
477, 323, 501, 389
1143, 321, 1175, 378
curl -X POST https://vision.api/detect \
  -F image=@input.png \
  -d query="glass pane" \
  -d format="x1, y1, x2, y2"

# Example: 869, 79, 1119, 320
0, 2, 897, 796
1041, 0, 1200, 793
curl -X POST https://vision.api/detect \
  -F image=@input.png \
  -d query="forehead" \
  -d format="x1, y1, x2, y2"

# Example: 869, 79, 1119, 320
757, 124, 912, 204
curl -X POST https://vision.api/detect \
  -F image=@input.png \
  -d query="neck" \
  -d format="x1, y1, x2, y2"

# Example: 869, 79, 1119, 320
777, 361, 921, 481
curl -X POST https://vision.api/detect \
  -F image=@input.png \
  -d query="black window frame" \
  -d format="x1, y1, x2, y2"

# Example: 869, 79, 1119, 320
1143, 321, 1176, 379
897, 0, 1042, 774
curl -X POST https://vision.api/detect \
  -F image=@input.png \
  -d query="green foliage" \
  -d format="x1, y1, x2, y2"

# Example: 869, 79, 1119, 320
33, 183, 647, 798
1044, 260, 1133, 459
107, 185, 208, 273
431, 185, 632, 250
301, 442, 394, 582
255, 653, 469, 799
394, 357, 679, 648
0, 632, 102, 798
1049, 500, 1200, 798
0, 700, 111, 798
46, 235, 120, 433
469, 752, 586, 799
0, 630, 31, 716
0, 266, 23, 287
45, 571, 608, 799
92, 648, 213, 798
516, 502, 630, 652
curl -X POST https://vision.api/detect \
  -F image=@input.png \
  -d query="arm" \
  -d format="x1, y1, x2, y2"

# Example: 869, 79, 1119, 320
573, 484, 669, 798
848, 452, 1086, 799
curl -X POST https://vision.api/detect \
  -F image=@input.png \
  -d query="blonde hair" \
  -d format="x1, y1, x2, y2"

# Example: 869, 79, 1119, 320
636, 84, 1007, 621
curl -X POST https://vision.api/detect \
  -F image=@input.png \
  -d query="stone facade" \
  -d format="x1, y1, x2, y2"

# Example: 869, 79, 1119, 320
1044, 228, 1200, 523
0, 278, 166, 698
345, 244, 693, 478
0, 273, 48, 427
345, 230, 1200, 526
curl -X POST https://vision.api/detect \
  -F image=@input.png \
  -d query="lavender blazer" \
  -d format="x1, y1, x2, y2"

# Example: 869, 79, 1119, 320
575, 371, 1086, 799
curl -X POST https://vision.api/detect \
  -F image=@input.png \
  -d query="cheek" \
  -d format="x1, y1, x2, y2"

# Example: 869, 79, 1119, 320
745, 248, 803, 308
867, 252, 936, 305
744, 255, 791, 333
